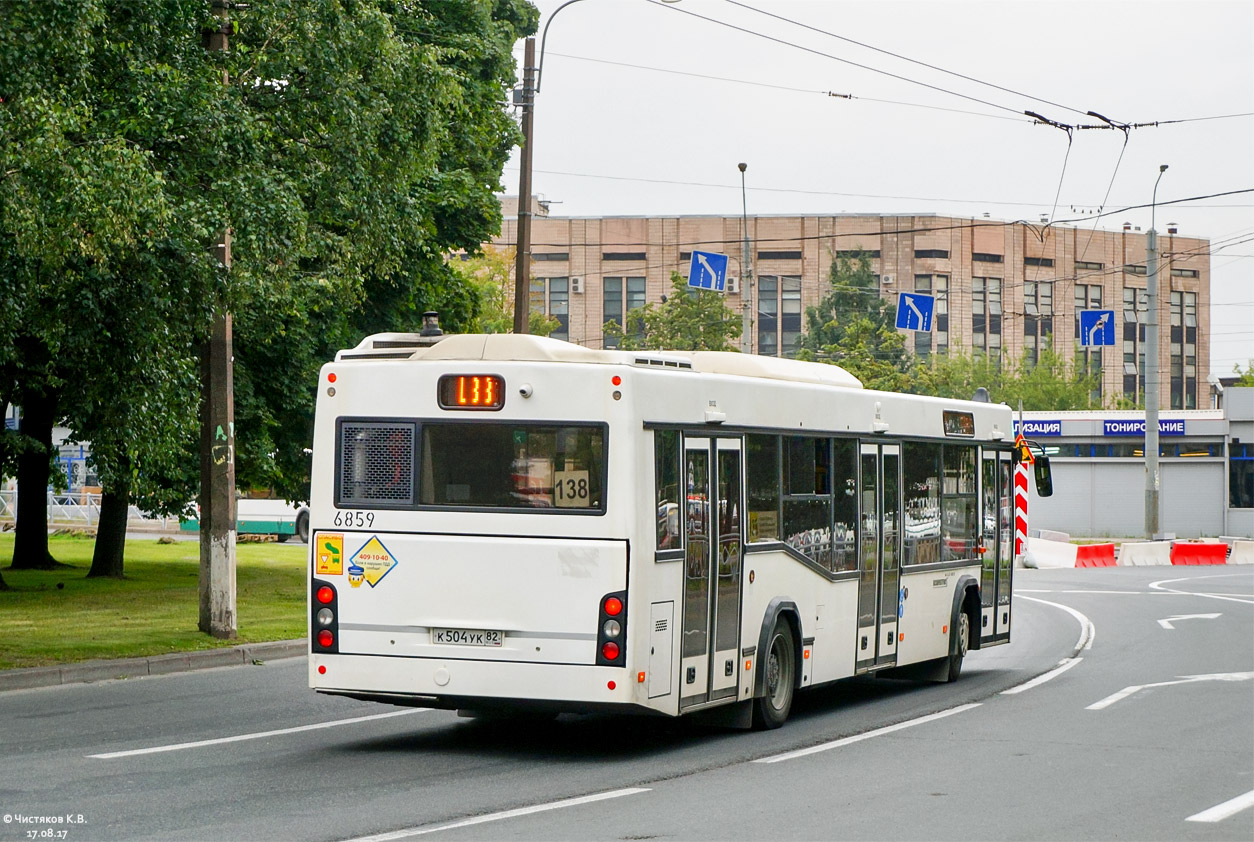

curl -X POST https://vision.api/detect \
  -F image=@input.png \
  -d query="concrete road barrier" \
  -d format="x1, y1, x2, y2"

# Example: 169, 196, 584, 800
1119, 541, 1173, 566
1023, 536, 1078, 569
1221, 538, 1254, 564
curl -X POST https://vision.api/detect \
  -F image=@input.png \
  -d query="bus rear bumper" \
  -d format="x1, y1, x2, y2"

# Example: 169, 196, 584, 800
309, 653, 658, 715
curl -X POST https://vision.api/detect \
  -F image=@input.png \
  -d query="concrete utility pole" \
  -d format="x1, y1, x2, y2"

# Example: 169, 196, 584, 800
512, 36, 536, 335
1144, 164, 1167, 541
200, 0, 237, 639
738, 163, 753, 354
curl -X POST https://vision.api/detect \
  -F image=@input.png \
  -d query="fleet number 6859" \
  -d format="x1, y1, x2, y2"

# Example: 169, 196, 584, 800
332, 510, 374, 528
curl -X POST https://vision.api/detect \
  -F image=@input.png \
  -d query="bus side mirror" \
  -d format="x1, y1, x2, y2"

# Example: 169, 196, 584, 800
1034, 456, 1053, 498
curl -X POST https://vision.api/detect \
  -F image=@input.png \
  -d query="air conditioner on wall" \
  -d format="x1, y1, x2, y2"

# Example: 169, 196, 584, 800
726, 276, 739, 294
570, 277, 584, 294
881, 275, 894, 285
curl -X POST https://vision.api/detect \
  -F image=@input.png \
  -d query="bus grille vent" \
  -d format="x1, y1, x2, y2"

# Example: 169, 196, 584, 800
337, 421, 416, 507
655, 619, 668, 632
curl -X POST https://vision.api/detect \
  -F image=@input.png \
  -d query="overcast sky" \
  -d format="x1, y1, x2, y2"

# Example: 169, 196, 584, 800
504, 0, 1254, 381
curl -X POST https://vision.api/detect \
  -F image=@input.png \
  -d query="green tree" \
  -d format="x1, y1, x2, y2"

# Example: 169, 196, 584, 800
450, 245, 559, 337
0, 0, 538, 575
795, 250, 912, 391
603, 274, 741, 351
913, 342, 1102, 410
1233, 361, 1254, 387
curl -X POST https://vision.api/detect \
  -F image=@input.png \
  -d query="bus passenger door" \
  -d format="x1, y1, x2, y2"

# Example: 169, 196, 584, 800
980, 449, 1013, 645
857, 443, 900, 672
680, 436, 743, 710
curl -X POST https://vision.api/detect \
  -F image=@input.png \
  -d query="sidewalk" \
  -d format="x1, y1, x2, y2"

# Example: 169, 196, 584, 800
0, 638, 307, 693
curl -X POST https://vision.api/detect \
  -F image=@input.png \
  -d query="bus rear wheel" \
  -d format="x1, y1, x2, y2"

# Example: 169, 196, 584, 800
753, 619, 796, 730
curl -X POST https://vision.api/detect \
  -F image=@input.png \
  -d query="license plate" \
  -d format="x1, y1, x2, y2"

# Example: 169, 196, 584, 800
431, 628, 503, 647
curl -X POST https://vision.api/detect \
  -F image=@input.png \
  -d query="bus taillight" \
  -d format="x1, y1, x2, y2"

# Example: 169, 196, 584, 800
312, 578, 339, 654
596, 591, 627, 667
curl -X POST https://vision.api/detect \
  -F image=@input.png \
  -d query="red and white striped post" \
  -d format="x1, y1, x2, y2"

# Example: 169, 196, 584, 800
1014, 462, 1030, 557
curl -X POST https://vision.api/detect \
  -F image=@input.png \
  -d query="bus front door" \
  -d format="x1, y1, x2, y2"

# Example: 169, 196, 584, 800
857, 443, 901, 673
680, 436, 744, 710
980, 450, 1014, 645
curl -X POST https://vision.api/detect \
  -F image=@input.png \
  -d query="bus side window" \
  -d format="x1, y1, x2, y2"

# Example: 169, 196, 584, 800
656, 430, 680, 550
746, 434, 779, 543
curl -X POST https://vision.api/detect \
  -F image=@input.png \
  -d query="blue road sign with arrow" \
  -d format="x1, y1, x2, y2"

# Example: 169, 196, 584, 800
1079, 309, 1116, 346
687, 250, 729, 292
896, 292, 935, 332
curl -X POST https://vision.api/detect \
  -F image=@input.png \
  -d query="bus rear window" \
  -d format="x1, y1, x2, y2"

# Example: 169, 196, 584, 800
419, 423, 605, 511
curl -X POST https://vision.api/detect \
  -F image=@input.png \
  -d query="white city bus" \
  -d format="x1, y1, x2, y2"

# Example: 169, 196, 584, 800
308, 333, 1049, 729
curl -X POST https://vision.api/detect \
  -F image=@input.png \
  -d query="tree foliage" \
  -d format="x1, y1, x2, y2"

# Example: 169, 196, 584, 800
912, 343, 1103, 410
603, 274, 741, 351
795, 250, 912, 391
449, 245, 559, 337
0, 0, 538, 573
1233, 361, 1254, 387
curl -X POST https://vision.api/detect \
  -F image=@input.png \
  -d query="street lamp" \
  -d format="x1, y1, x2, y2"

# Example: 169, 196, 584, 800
1145, 163, 1168, 539
738, 162, 753, 354
512, 0, 588, 334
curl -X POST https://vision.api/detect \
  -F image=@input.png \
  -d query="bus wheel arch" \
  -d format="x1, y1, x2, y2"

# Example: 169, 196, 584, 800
944, 578, 979, 682
752, 600, 802, 730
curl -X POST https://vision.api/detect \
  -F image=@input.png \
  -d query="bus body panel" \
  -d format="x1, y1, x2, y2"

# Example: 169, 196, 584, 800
897, 564, 982, 663
314, 531, 626, 666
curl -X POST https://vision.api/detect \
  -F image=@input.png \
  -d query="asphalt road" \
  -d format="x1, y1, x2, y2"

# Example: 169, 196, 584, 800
1, 567, 1250, 842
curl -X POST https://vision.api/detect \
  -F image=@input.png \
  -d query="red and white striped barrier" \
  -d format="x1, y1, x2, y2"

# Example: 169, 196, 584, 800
1076, 543, 1117, 567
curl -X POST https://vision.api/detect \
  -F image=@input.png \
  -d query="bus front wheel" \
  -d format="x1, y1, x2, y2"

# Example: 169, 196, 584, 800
945, 607, 969, 682
753, 618, 796, 730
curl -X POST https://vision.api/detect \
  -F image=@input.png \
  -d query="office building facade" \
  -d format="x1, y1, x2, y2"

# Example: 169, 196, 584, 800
496, 200, 1211, 410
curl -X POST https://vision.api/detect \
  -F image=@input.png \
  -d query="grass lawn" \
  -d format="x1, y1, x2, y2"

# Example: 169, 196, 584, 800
0, 533, 307, 670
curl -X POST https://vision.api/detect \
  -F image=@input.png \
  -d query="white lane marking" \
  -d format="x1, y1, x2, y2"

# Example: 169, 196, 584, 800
1017, 589, 1154, 595
89, 709, 424, 759
1149, 575, 1254, 606
1087, 672, 1254, 711
1000, 657, 1084, 695
754, 703, 981, 764
340, 788, 651, 842
1186, 789, 1254, 823
1157, 612, 1222, 629
1017, 595, 1095, 651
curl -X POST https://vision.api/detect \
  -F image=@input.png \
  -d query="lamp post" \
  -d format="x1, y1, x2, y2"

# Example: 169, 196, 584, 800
738, 162, 753, 354
1145, 163, 1168, 539
513, 0, 588, 334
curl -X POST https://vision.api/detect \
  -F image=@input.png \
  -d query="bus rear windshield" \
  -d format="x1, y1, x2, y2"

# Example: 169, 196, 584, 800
420, 423, 605, 511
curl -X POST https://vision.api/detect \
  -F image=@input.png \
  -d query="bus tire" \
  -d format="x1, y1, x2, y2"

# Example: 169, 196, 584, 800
296, 511, 310, 544
752, 618, 796, 730
945, 606, 970, 682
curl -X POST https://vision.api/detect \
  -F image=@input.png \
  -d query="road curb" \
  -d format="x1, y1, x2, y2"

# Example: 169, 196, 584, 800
0, 639, 307, 693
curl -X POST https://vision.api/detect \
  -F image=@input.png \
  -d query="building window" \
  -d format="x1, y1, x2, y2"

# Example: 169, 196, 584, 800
757, 250, 802, 261
972, 252, 1003, 264
602, 252, 646, 261
914, 249, 950, 259
1170, 290, 1198, 409
1023, 280, 1053, 367
1122, 287, 1148, 399
1171, 267, 1199, 278
533, 252, 569, 262
1076, 260, 1104, 271
531, 277, 569, 341
602, 276, 645, 349
1124, 264, 1148, 275
1074, 283, 1103, 403
1024, 256, 1054, 268
757, 275, 802, 356
972, 277, 1002, 361
1231, 443, 1254, 509
835, 249, 881, 259
913, 274, 948, 356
